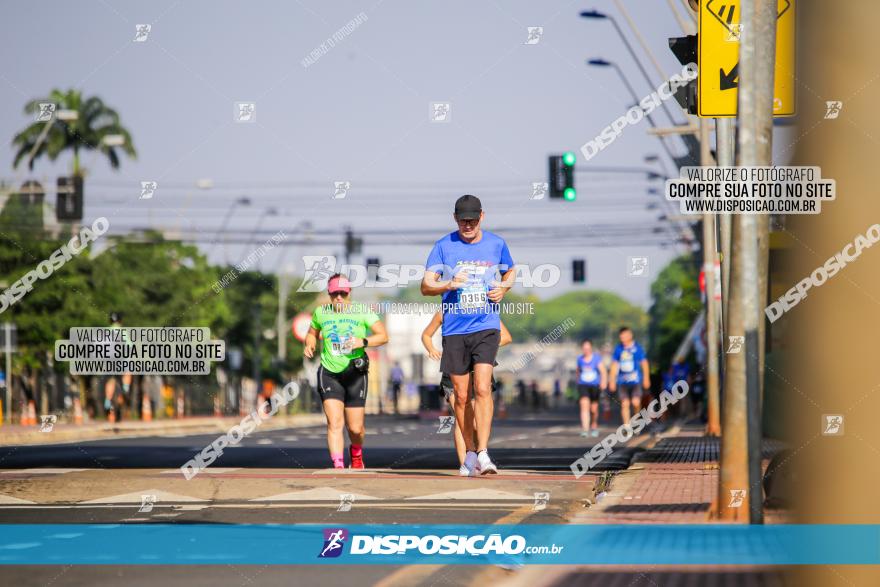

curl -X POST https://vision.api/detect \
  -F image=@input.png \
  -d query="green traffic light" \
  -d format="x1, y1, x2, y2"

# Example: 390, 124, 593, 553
562, 151, 576, 166
564, 187, 576, 201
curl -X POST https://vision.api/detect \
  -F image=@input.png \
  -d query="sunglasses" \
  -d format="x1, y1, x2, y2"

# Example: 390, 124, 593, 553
329, 291, 349, 298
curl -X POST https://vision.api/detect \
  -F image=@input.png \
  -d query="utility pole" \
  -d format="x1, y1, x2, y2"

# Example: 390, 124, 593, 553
4, 322, 13, 424
277, 274, 289, 361
700, 119, 721, 437
716, 0, 776, 524
252, 303, 262, 405
717, 119, 735, 333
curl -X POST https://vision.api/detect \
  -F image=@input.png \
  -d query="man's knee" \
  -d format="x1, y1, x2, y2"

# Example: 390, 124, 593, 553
327, 418, 344, 433
347, 423, 364, 437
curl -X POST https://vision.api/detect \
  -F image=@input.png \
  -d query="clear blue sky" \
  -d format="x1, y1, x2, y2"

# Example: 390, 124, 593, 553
2, 1, 773, 307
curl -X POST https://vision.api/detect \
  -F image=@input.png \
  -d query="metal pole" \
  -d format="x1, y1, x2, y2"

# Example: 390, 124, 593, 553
608, 7, 682, 125
716, 0, 774, 524
753, 0, 777, 414
716, 119, 736, 334
252, 303, 261, 406
701, 119, 721, 437
606, 63, 682, 168
666, 0, 696, 34
744, 0, 778, 526
4, 323, 11, 424
277, 274, 289, 360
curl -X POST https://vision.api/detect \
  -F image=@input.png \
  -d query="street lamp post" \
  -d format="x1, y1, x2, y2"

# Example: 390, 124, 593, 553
580, 10, 681, 125
587, 58, 683, 168
215, 197, 251, 264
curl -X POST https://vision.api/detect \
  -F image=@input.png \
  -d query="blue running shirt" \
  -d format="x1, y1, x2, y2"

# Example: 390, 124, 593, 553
425, 230, 514, 336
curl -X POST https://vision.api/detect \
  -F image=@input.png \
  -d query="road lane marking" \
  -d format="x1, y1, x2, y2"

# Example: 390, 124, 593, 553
250, 487, 379, 501
1, 468, 90, 476
406, 488, 535, 501
159, 468, 241, 475
78, 489, 207, 504
0, 494, 36, 505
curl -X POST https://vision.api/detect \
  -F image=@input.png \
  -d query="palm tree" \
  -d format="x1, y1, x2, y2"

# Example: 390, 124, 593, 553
12, 88, 136, 176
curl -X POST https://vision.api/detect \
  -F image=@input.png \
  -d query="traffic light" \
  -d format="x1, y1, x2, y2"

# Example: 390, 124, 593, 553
572, 259, 586, 283
548, 152, 576, 200
56, 176, 83, 222
668, 35, 698, 115
366, 257, 380, 282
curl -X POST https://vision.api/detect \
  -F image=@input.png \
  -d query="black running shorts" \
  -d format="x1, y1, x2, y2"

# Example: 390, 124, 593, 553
317, 364, 368, 407
617, 383, 642, 401
440, 329, 500, 376
577, 384, 601, 402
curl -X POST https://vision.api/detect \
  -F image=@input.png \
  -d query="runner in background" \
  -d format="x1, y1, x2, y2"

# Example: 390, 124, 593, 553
103, 312, 132, 422
421, 312, 511, 474
389, 362, 404, 415
304, 274, 389, 469
576, 339, 607, 437
608, 326, 650, 426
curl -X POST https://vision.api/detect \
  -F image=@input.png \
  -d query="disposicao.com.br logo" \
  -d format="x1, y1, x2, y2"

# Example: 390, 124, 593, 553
317, 528, 563, 558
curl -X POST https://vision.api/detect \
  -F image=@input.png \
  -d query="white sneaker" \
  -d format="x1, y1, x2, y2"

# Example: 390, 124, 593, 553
476, 450, 497, 475
460, 451, 478, 476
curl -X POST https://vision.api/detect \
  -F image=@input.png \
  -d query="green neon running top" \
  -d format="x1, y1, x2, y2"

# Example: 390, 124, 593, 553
310, 303, 379, 373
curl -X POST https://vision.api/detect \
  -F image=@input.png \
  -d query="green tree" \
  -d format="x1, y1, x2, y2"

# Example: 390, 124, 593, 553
648, 254, 701, 372
90, 234, 224, 328
12, 89, 136, 175
519, 290, 647, 345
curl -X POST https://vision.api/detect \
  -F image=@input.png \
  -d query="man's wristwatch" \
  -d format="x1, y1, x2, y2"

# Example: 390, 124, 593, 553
362, 338, 369, 348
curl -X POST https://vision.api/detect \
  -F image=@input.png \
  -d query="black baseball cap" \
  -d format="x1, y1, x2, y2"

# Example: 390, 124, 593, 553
454, 194, 482, 220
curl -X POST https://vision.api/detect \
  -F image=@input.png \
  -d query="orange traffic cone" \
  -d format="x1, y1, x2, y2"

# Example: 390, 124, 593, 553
141, 393, 152, 422
27, 401, 37, 426
73, 396, 83, 425
213, 395, 221, 418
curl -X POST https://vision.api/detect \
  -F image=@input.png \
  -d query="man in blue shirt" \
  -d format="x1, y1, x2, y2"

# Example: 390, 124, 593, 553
421, 194, 515, 476
609, 326, 651, 426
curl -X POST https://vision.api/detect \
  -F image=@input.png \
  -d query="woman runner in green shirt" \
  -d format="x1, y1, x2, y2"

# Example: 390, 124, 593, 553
304, 274, 389, 469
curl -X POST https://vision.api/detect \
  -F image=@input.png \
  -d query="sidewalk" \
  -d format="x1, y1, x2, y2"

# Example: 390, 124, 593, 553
0, 413, 326, 447
489, 422, 792, 587
577, 426, 789, 524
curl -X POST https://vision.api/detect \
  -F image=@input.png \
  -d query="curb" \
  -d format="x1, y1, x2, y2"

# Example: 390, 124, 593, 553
0, 414, 327, 447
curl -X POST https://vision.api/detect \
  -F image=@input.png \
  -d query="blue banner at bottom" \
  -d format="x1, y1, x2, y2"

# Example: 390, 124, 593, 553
0, 524, 877, 565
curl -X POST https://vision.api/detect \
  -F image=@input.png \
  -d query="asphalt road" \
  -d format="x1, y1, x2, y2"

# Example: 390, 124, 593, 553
0, 411, 638, 471
0, 409, 651, 587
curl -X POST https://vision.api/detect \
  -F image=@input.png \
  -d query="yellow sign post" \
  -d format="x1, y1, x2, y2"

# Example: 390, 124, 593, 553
698, 0, 796, 117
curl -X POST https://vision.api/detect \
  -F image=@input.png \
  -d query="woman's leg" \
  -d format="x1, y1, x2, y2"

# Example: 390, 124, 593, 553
344, 407, 365, 446
447, 395, 466, 465
322, 399, 346, 466
579, 396, 590, 431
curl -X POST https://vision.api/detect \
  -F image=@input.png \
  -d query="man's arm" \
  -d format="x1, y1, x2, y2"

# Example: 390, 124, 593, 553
421, 270, 466, 296
599, 361, 608, 390
488, 267, 515, 302
641, 359, 651, 390
609, 362, 618, 391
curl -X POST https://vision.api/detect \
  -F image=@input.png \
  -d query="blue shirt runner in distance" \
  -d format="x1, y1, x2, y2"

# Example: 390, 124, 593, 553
612, 342, 647, 384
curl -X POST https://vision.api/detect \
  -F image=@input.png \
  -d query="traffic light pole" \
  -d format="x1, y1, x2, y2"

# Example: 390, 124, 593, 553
700, 119, 721, 437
